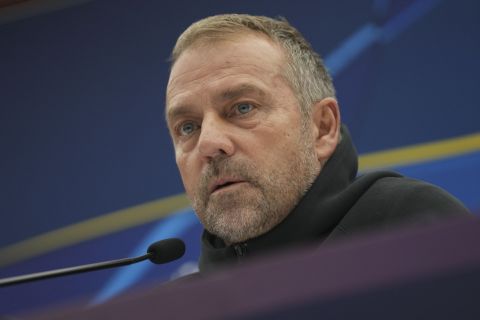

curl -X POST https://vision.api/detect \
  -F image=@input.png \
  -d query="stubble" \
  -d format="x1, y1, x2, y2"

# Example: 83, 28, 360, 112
191, 128, 320, 244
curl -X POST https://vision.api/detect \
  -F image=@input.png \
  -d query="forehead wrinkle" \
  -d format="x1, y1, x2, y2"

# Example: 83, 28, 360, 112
215, 83, 268, 104
167, 69, 273, 112
168, 48, 283, 95
167, 65, 235, 108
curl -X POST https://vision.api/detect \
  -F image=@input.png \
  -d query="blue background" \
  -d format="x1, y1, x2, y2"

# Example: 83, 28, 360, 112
0, 0, 478, 316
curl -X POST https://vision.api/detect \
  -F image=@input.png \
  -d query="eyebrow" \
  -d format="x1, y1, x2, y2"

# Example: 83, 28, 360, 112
166, 83, 268, 124
166, 104, 194, 126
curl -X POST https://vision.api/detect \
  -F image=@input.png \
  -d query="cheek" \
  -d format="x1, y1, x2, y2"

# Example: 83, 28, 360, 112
176, 153, 200, 195
176, 154, 191, 185
243, 126, 296, 161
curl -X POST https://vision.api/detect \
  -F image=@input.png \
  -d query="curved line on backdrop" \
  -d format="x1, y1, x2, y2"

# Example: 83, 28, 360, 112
90, 208, 198, 305
326, 0, 443, 76
0, 194, 190, 268
0, 131, 479, 268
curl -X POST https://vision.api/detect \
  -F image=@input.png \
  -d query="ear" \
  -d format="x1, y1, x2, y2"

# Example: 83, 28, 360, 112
311, 97, 341, 164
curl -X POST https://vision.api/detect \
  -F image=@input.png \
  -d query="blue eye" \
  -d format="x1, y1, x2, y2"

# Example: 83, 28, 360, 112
236, 103, 253, 114
179, 121, 198, 136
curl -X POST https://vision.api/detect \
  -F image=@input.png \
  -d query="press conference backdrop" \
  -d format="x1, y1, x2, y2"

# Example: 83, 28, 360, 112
0, 0, 479, 316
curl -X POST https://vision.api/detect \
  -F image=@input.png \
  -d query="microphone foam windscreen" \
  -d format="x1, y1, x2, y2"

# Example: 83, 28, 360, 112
147, 238, 186, 264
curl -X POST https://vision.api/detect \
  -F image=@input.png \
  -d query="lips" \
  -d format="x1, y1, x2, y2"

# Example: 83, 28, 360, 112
209, 177, 246, 194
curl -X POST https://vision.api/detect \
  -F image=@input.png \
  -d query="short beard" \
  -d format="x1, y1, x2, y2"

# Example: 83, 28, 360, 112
191, 127, 320, 245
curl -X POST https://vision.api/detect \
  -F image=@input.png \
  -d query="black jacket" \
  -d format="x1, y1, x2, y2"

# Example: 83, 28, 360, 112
199, 125, 471, 273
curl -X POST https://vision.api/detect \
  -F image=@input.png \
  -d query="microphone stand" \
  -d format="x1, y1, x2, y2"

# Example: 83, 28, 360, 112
0, 252, 152, 287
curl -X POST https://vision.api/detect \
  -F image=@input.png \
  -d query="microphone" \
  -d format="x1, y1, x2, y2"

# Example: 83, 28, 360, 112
0, 238, 185, 287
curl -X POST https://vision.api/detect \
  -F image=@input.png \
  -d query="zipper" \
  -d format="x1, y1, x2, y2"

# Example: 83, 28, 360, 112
233, 243, 248, 258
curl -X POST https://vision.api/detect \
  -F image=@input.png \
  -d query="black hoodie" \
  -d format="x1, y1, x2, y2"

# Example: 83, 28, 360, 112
199, 125, 471, 273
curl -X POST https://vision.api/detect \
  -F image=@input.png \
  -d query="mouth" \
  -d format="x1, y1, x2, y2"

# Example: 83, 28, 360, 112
209, 178, 247, 195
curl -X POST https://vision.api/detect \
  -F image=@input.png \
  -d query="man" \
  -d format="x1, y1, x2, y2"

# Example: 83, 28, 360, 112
165, 14, 470, 273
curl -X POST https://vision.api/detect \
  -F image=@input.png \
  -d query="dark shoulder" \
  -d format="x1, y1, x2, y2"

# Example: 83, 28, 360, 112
328, 176, 471, 238
366, 176, 469, 216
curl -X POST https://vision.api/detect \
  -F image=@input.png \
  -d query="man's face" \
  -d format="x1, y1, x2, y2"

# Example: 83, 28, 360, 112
166, 34, 321, 244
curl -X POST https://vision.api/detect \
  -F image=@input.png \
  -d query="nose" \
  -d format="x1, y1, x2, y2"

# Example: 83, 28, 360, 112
197, 114, 235, 160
